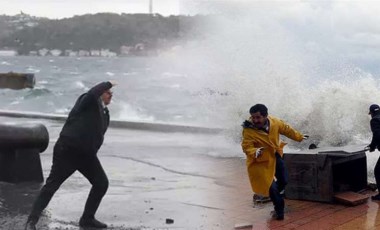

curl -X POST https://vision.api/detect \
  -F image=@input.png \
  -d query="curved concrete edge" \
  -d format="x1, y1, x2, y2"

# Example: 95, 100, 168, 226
0, 110, 67, 121
0, 110, 224, 134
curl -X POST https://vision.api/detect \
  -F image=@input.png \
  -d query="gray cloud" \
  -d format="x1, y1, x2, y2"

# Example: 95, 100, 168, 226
0, 0, 180, 18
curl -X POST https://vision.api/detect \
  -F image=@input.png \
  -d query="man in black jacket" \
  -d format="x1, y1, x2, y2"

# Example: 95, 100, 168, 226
368, 104, 380, 201
25, 81, 116, 230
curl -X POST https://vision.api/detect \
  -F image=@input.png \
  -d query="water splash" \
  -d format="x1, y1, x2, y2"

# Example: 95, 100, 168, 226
113, 102, 155, 122
172, 1, 380, 147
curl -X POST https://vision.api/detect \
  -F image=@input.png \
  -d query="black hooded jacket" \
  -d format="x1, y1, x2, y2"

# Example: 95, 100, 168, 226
370, 112, 380, 151
59, 81, 112, 155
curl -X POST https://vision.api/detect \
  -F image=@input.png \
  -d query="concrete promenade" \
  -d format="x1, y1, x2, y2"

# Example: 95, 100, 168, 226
1, 117, 380, 229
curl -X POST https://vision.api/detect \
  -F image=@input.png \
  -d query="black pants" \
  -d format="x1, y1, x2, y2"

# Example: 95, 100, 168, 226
375, 157, 380, 191
269, 153, 288, 216
28, 140, 109, 222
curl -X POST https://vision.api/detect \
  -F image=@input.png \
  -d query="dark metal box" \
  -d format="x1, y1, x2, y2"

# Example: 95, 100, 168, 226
283, 145, 367, 203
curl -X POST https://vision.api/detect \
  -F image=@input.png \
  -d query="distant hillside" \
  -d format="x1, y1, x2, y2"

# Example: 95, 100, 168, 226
0, 13, 208, 55
0, 13, 47, 40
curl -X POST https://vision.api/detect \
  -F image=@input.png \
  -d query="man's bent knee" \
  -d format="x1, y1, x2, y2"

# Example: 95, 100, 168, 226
93, 180, 108, 195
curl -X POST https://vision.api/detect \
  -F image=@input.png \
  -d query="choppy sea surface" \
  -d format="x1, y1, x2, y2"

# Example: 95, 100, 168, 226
0, 56, 215, 126
0, 54, 379, 149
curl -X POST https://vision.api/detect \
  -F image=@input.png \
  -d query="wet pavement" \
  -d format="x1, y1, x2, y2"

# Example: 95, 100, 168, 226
0, 119, 246, 230
2, 119, 380, 229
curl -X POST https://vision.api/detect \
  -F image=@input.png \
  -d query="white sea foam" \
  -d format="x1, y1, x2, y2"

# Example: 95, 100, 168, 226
55, 107, 71, 114
74, 81, 87, 90
162, 72, 183, 78
122, 72, 138, 76
26, 66, 40, 73
158, 2, 380, 149
113, 102, 155, 122
9, 100, 20, 105
169, 84, 180, 89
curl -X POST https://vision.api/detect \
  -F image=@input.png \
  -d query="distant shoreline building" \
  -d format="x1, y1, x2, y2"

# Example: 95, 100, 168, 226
0, 50, 18, 56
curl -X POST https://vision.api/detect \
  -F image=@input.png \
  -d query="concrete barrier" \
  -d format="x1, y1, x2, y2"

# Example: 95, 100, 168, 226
0, 72, 35, 89
0, 109, 224, 134
0, 123, 49, 183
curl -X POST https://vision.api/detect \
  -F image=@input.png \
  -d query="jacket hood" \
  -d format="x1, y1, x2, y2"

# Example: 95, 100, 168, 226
373, 113, 380, 119
242, 119, 255, 128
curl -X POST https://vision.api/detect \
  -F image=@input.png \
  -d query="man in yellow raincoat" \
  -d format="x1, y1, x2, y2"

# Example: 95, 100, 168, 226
241, 104, 308, 220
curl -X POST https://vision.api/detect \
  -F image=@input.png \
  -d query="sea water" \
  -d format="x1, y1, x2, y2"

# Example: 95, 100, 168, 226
1, 1, 380, 164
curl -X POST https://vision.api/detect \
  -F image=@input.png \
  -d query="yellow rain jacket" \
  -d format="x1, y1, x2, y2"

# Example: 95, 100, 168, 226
241, 115, 304, 196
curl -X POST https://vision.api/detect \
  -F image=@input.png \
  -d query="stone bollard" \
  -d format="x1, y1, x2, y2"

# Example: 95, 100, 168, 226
0, 123, 49, 183
0, 72, 35, 89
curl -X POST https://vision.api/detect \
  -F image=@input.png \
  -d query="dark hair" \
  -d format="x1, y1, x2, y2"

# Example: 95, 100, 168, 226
249, 104, 268, 116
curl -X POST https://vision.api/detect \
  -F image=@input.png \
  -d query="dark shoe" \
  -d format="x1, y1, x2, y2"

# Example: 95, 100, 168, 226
24, 221, 37, 230
271, 211, 284, 220
367, 183, 377, 191
253, 194, 271, 203
276, 214, 284, 220
372, 194, 380, 201
79, 217, 107, 228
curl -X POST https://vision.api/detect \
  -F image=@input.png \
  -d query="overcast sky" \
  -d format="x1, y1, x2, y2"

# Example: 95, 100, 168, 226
0, 0, 182, 18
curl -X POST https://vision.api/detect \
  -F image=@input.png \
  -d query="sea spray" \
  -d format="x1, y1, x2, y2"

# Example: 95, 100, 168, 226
171, 1, 380, 148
